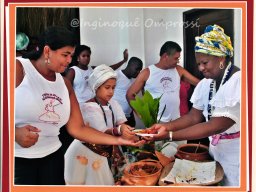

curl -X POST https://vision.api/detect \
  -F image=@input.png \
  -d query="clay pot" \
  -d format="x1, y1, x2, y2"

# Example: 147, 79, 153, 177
155, 150, 175, 167
175, 143, 211, 162
122, 159, 163, 186
136, 151, 158, 161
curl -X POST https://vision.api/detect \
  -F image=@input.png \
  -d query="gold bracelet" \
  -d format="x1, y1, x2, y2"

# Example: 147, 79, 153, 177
169, 131, 173, 141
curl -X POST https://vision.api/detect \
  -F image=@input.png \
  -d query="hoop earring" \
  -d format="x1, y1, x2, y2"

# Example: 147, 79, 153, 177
219, 62, 224, 69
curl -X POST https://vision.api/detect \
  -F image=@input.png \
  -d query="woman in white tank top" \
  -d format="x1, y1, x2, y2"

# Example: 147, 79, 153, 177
15, 26, 144, 185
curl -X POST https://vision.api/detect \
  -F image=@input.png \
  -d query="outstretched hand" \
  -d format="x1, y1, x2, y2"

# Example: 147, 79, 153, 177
120, 124, 135, 139
117, 136, 145, 147
15, 125, 41, 148
123, 49, 128, 62
141, 124, 170, 141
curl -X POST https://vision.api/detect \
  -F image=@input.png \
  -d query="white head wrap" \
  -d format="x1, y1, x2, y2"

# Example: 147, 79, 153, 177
88, 64, 117, 95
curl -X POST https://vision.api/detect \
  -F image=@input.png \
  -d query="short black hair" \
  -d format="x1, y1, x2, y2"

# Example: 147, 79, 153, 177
127, 57, 143, 67
70, 45, 91, 67
160, 41, 181, 56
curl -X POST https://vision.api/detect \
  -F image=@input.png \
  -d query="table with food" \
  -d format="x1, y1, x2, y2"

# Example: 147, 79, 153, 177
115, 128, 224, 186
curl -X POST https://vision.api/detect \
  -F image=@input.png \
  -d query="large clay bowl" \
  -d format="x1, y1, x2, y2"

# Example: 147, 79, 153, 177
122, 159, 162, 186
175, 143, 212, 162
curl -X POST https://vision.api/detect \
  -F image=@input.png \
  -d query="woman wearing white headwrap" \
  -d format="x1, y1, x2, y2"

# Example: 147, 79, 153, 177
64, 64, 136, 185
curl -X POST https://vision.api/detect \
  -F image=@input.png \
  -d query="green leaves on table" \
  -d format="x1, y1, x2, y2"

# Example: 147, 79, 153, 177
130, 90, 162, 127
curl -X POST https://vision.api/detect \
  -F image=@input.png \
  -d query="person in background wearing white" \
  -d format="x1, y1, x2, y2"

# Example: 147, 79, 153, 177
112, 57, 143, 127
65, 45, 128, 103
126, 41, 199, 157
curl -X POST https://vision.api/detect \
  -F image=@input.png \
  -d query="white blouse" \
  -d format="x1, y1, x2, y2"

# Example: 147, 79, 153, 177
79, 99, 127, 132
190, 71, 240, 134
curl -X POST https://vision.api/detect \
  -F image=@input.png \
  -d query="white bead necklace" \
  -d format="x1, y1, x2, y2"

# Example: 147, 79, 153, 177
207, 62, 233, 120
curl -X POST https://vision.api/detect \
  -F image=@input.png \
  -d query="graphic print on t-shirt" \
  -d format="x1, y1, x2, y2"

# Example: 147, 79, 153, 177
84, 75, 89, 86
39, 93, 62, 124
160, 77, 173, 91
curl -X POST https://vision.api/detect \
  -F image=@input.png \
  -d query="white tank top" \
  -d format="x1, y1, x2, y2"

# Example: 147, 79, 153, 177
112, 70, 134, 117
144, 65, 180, 122
71, 66, 94, 103
15, 57, 70, 158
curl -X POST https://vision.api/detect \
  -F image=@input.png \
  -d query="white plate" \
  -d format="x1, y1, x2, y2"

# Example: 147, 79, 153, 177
133, 130, 156, 137
135, 133, 155, 137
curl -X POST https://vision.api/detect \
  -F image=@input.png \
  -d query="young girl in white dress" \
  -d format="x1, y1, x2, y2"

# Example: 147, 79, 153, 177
64, 64, 136, 185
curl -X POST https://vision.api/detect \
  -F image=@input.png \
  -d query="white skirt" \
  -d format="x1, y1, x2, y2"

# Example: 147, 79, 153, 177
209, 138, 240, 186
64, 139, 114, 185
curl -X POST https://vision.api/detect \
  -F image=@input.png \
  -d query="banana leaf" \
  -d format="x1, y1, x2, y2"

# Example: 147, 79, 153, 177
130, 91, 162, 127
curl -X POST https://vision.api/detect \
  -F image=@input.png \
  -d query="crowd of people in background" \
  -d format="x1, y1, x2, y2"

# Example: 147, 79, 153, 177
15, 24, 240, 186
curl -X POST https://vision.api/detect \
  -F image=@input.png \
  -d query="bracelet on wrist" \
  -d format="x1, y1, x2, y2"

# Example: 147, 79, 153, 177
117, 125, 122, 135
169, 131, 173, 141
112, 127, 121, 136
113, 128, 118, 136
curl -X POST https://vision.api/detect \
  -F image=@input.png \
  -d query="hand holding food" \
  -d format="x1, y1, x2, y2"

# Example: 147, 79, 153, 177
136, 124, 170, 141
133, 128, 158, 135
149, 124, 170, 141
132, 128, 158, 142
120, 124, 135, 139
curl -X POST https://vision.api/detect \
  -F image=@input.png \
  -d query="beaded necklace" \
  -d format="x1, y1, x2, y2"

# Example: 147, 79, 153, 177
207, 62, 233, 120
95, 97, 115, 127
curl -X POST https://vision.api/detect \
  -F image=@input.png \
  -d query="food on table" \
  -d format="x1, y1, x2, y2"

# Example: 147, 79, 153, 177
133, 128, 158, 135
162, 159, 216, 185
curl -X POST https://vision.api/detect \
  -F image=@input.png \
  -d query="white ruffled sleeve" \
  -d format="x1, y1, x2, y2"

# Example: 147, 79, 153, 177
211, 72, 240, 127
190, 78, 212, 111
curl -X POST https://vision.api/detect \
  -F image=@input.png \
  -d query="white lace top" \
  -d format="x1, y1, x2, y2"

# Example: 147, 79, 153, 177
191, 71, 240, 134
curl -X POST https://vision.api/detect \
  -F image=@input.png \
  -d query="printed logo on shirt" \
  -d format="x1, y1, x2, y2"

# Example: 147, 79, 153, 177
84, 76, 89, 81
160, 77, 172, 91
39, 93, 62, 124
84, 76, 89, 86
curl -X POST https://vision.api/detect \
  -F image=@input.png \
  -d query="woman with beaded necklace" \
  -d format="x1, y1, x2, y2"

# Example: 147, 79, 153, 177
148, 24, 240, 186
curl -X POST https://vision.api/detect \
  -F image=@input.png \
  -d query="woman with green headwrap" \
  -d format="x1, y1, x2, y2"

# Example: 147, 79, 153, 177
147, 25, 240, 186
